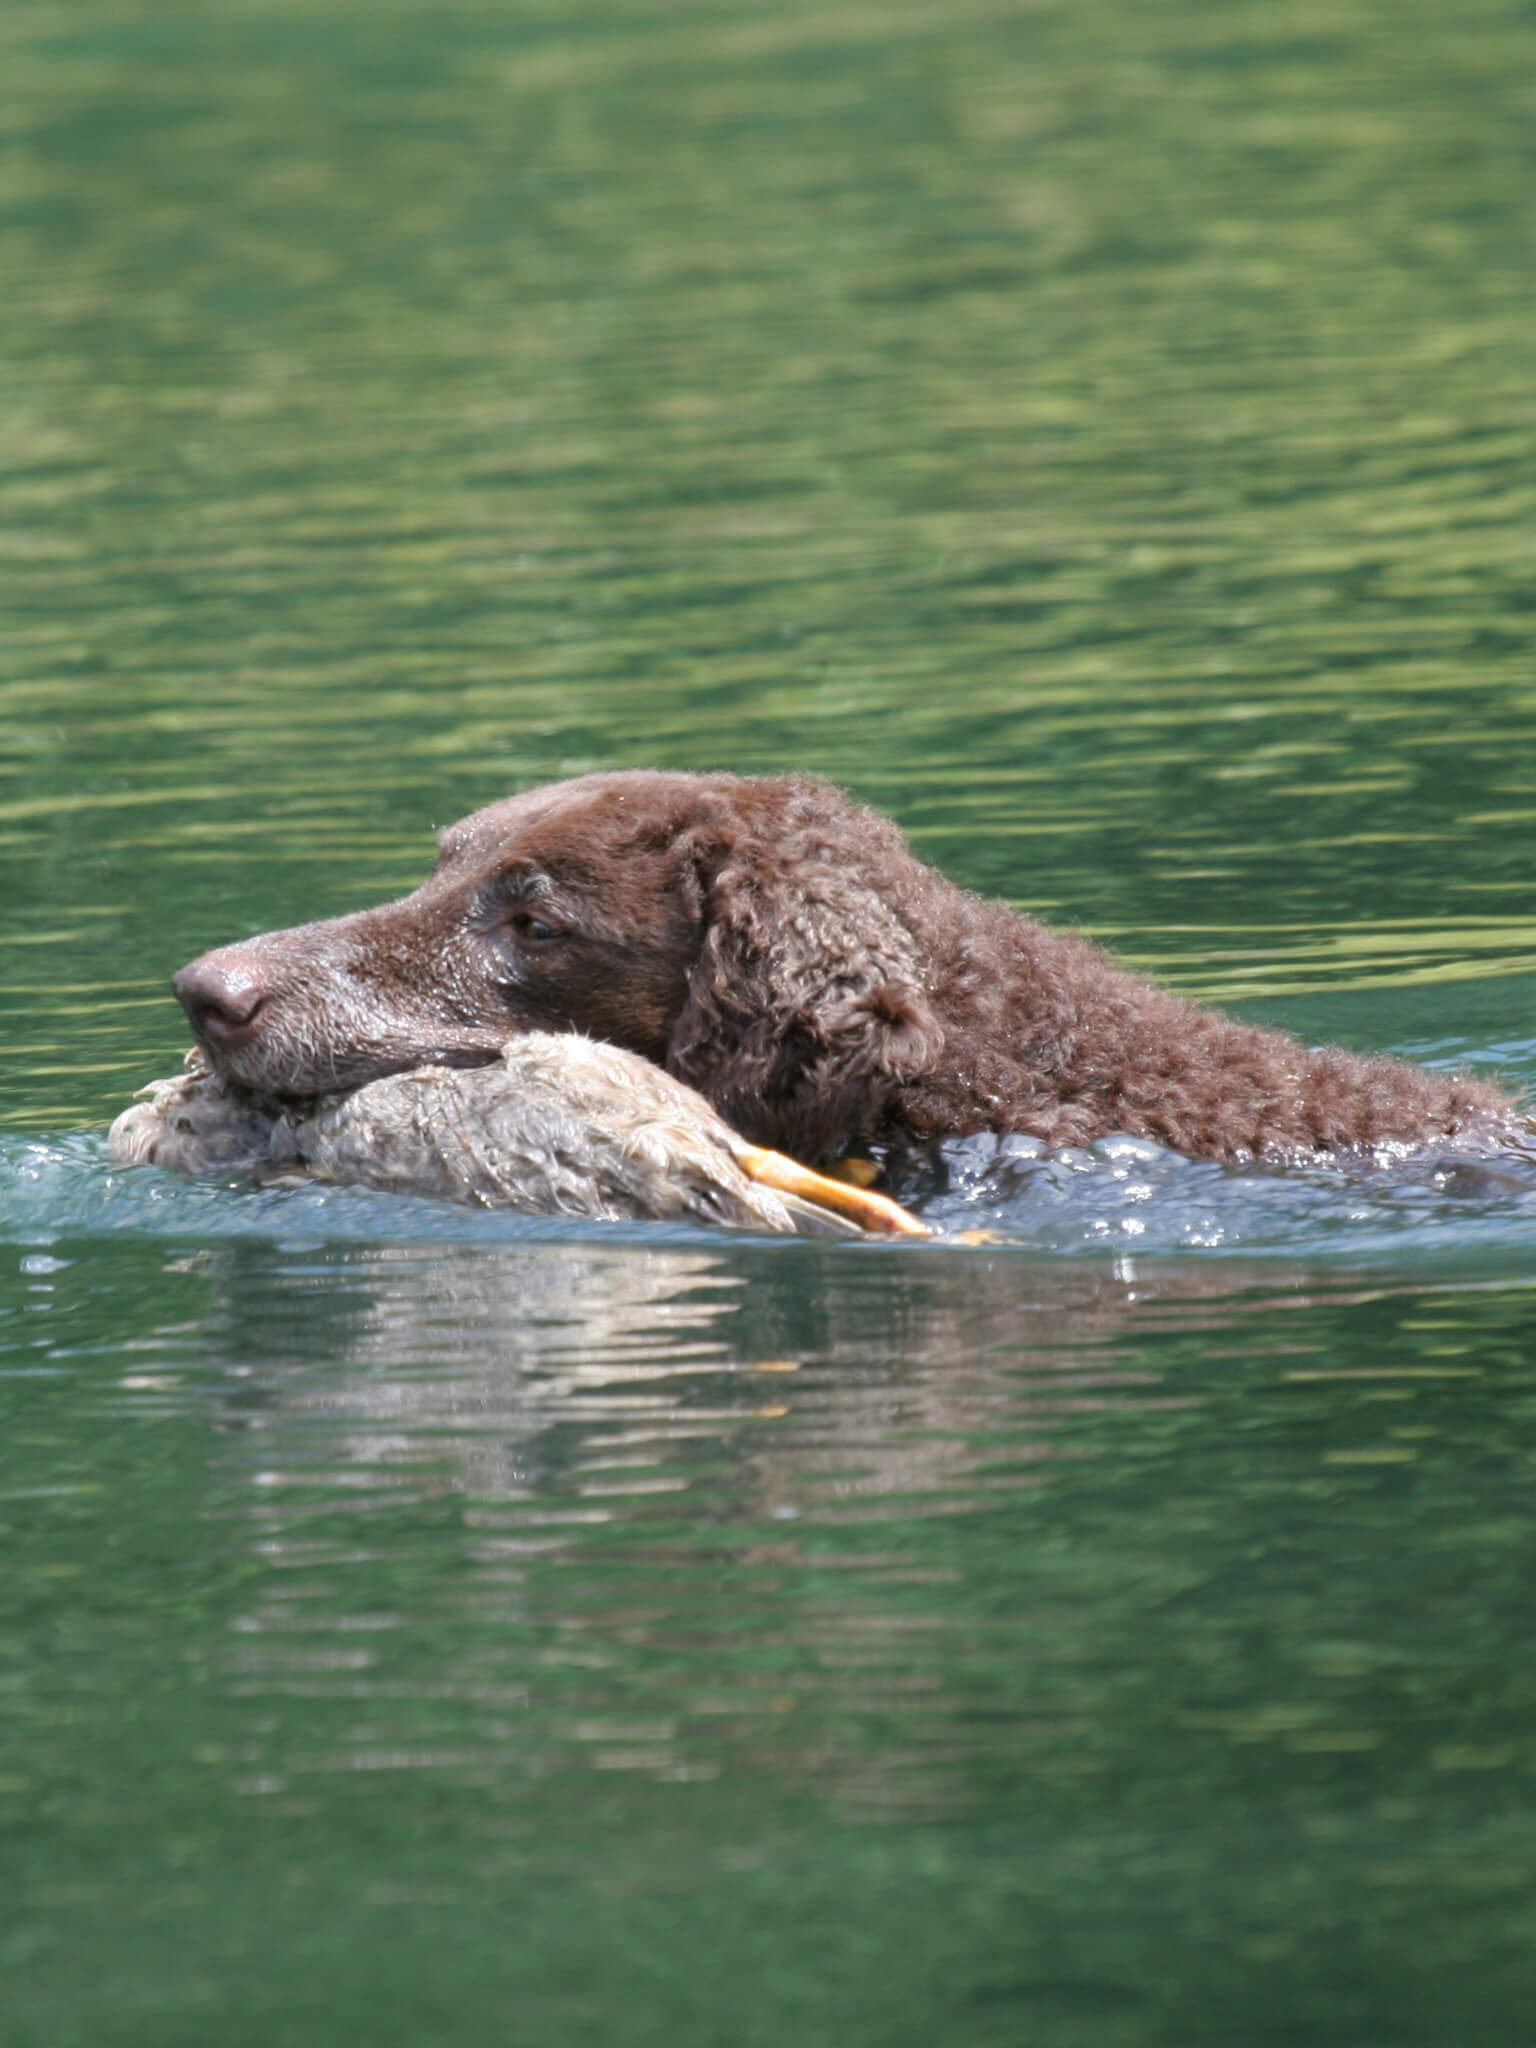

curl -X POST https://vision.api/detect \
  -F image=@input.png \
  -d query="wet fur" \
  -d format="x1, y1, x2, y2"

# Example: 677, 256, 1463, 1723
174, 770, 1520, 1166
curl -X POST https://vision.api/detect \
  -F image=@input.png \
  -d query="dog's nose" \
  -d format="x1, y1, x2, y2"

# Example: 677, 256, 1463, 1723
173, 951, 269, 1039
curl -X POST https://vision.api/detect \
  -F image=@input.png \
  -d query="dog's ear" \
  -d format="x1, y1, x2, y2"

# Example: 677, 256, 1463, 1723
665, 831, 943, 1164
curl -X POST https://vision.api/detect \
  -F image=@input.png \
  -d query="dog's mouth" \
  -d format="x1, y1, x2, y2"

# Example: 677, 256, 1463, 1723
188, 1032, 506, 1105
381, 1044, 504, 1075
173, 949, 512, 1100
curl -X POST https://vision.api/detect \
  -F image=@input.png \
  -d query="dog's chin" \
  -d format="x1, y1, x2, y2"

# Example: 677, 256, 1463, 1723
191, 1037, 506, 1105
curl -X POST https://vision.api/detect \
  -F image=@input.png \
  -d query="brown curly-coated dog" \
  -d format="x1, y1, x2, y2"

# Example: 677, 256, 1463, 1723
172, 770, 1520, 1166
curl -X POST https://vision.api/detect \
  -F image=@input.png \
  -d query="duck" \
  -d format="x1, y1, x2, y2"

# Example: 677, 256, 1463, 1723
108, 1033, 928, 1239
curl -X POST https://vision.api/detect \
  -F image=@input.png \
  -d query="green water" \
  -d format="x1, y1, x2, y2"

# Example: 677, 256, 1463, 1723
4, 0, 1536, 2039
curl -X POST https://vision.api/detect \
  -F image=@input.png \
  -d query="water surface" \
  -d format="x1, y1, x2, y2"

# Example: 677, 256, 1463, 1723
4, 0, 1536, 2041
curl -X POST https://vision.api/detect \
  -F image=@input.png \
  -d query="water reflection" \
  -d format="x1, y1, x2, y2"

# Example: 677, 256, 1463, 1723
11, 1219, 1536, 2033
184, 1238, 1385, 1823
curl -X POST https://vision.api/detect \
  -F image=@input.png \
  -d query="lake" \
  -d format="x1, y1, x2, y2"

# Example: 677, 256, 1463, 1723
4, 0, 1536, 2041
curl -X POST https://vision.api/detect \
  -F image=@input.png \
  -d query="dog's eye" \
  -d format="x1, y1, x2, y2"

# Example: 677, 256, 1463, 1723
510, 912, 563, 943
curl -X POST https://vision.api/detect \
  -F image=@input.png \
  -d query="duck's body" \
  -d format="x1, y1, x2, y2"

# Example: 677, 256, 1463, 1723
108, 1034, 926, 1238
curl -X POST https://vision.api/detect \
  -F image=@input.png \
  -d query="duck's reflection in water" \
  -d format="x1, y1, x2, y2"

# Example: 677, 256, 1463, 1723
196, 1237, 1361, 1822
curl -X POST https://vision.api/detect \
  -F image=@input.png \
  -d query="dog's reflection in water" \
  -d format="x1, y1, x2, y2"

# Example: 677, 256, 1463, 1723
200, 1235, 1355, 1821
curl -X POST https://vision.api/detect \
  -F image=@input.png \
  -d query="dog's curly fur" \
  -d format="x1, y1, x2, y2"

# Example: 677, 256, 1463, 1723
173, 769, 1520, 1166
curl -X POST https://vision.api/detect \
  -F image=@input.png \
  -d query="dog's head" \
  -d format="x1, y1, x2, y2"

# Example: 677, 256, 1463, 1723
173, 770, 943, 1155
